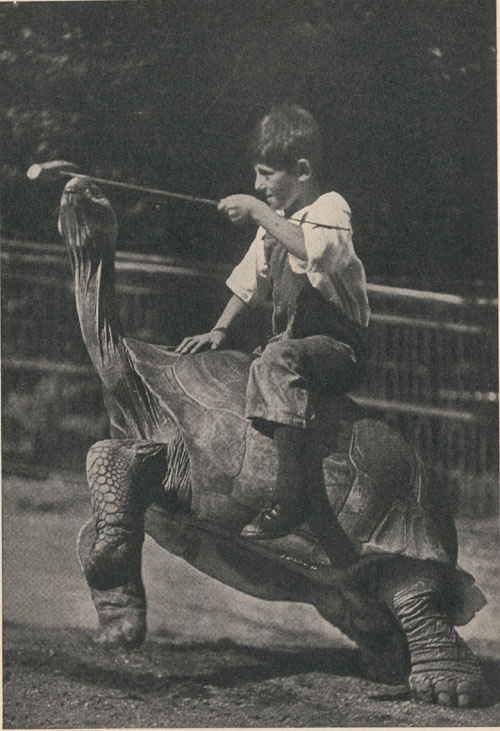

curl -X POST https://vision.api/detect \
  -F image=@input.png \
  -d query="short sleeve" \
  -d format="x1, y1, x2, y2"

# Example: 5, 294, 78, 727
286, 193, 351, 300
287, 192, 370, 326
225, 226, 271, 307
303, 191, 353, 270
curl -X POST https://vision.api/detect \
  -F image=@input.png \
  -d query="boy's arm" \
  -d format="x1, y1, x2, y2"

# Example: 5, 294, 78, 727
212, 293, 249, 331
175, 294, 248, 354
218, 195, 307, 260
252, 202, 307, 260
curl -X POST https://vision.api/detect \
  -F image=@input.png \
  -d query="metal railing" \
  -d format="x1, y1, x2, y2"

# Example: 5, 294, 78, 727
2, 238, 498, 514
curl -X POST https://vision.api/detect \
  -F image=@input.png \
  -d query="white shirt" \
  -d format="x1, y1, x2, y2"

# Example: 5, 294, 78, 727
226, 191, 370, 327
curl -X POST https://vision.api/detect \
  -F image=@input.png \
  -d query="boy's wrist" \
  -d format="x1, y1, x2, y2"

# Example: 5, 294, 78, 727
250, 198, 270, 224
252, 200, 286, 231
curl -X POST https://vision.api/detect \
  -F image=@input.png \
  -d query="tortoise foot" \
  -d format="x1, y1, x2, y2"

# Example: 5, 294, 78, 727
90, 582, 147, 649
409, 633, 484, 707
393, 587, 485, 707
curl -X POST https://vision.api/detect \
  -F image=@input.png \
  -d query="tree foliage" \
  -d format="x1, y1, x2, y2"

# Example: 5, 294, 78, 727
1, 0, 496, 289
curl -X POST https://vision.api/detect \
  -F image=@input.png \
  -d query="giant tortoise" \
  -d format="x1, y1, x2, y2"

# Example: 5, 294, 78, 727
57, 175, 486, 707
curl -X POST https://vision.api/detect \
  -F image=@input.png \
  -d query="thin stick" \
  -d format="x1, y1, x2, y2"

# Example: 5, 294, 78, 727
62, 171, 350, 230
61, 170, 218, 206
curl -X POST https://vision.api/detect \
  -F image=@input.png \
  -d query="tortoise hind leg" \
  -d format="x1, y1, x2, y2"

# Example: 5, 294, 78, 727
79, 439, 168, 647
377, 558, 485, 707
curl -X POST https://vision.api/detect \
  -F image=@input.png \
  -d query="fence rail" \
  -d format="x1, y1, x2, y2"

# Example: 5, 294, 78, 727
2, 238, 498, 515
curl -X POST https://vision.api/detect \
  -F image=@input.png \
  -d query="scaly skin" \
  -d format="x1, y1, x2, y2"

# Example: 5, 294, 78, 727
379, 562, 485, 707
392, 587, 484, 707
85, 439, 167, 588
78, 519, 147, 648
82, 439, 167, 647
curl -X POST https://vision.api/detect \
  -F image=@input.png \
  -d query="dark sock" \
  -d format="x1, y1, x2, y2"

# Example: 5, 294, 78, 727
273, 424, 306, 510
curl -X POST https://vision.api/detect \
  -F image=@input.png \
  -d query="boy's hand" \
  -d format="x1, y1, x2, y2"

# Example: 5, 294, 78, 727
218, 195, 265, 225
175, 328, 226, 354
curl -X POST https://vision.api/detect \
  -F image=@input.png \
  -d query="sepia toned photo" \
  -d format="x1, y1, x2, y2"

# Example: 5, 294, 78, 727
1, 0, 498, 727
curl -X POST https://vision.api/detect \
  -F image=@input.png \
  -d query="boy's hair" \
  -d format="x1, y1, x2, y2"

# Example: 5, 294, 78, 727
250, 104, 322, 175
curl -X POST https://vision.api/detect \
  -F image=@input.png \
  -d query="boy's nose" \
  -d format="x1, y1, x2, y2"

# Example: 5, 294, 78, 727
254, 174, 265, 192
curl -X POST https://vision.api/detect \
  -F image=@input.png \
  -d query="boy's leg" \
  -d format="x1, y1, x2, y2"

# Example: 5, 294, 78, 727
241, 336, 361, 539
245, 336, 361, 428
241, 423, 306, 538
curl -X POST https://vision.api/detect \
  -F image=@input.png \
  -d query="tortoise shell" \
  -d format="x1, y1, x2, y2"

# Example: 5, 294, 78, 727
103, 340, 457, 568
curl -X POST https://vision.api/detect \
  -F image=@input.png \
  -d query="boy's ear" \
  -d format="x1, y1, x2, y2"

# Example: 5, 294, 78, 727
296, 158, 313, 182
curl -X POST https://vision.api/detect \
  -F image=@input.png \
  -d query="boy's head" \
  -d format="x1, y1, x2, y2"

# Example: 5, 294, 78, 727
250, 105, 322, 213
250, 105, 322, 177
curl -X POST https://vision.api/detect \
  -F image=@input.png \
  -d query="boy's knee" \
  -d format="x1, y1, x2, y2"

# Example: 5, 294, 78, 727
256, 340, 305, 373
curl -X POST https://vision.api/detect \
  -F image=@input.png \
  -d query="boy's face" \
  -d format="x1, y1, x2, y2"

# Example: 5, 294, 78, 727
253, 163, 301, 213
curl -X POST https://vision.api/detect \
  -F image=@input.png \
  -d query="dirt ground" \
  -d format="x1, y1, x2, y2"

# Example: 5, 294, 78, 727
2, 470, 500, 729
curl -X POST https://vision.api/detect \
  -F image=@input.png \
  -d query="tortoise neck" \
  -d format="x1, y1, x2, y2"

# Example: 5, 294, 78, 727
59, 184, 126, 391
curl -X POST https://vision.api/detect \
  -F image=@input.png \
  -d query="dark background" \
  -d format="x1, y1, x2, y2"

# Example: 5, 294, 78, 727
1, 0, 497, 292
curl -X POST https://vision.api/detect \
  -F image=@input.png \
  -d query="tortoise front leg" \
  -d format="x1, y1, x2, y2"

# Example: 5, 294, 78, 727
79, 439, 168, 647
78, 518, 148, 648
378, 559, 485, 707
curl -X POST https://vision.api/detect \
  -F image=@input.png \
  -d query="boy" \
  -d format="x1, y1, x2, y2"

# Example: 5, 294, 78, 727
176, 105, 370, 539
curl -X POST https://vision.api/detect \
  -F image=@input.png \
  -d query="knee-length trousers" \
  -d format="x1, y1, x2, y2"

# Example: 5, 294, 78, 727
245, 335, 362, 430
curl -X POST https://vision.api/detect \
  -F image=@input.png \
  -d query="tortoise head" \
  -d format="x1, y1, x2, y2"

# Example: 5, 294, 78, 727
58, 176, 118, 265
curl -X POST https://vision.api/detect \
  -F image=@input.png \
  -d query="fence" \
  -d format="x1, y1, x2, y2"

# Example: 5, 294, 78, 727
358, 286, 498, 516
2, 238, 498, 515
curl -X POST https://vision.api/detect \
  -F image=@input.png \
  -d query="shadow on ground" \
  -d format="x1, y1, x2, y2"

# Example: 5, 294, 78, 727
4, 625, 359, 692
3, 623, 500, 728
